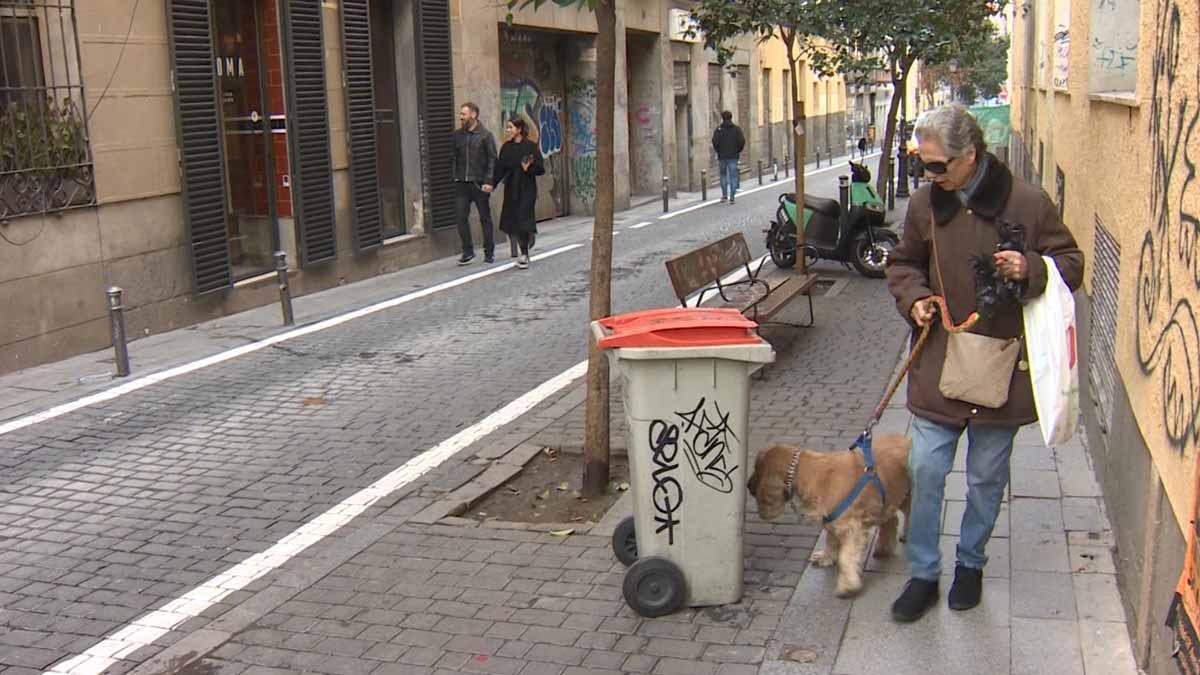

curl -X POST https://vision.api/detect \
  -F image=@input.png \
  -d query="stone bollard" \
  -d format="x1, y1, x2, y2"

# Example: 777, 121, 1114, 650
275, 251, 295, 326
106, 287, 130, 377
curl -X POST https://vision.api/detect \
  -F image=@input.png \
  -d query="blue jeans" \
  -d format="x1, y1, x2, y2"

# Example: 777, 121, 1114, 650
719, 159, 740, 199
907, 415, 1018, 581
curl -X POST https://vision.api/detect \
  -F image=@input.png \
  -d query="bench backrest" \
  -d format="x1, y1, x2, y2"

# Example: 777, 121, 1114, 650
664, 232, 752, 304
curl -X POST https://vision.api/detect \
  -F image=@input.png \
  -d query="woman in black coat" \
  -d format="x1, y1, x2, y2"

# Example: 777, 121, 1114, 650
488, 118, 545, 269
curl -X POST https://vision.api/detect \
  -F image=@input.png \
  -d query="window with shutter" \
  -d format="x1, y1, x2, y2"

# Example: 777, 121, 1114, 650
166, 0, 233, 295
281, 0, 337, 265
339, 0, 383, 250
416, 0, 455, 230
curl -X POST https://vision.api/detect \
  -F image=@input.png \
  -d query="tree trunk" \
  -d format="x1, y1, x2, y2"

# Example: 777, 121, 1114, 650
582, 0, 616, 498
876, 53, 915, 199
784, 32, 805, 274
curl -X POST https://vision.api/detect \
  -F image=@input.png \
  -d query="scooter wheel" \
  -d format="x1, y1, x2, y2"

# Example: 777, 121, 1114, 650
623, 557, 687, 617
851, 232, 893, 278
612, 516, 638, 566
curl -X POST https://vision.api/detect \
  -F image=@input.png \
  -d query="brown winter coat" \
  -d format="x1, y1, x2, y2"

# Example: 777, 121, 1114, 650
885, 154, 1084, 428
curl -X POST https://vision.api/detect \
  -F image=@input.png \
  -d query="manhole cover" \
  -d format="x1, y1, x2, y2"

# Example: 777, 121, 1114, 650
782, 645, 819, 663
810, 279, 837, 296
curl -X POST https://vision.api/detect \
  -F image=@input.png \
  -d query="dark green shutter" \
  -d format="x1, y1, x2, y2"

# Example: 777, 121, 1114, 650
281, 0, 337, 265
166, 0, 232, 295
416, 0, 455, 229
339, 0, 383, 250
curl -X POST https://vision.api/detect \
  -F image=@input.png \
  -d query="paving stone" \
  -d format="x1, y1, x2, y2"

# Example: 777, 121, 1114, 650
1011, 617, 1084, 675
1011, 469, 1062, 498
1061, 497, 1105, 532
1011, 529, 1072, 573
1079, 621, 1139, 675
1073, 574, 1127, 622
1011, 570, 1077, 620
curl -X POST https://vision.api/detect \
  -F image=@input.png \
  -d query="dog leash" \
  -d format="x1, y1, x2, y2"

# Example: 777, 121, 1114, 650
819, 297, 980, 524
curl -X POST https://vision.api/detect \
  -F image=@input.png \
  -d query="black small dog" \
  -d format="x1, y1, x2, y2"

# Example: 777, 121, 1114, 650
969, 221, 1027, 320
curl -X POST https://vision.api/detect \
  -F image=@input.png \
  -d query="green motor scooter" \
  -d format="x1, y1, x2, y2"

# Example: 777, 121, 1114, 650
765, 161, 898, 278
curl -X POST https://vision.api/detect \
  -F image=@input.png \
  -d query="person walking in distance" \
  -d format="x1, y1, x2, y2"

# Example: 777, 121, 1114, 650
712, 110, 746, 203
486, 118, 544, 270
451, 102, 498, 265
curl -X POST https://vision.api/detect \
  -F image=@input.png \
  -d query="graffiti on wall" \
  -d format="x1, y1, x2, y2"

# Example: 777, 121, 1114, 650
500, 78, 563, 158
1089, 0, 1139, 92
568, 77, 597, 205
1138, 0, 1200, 450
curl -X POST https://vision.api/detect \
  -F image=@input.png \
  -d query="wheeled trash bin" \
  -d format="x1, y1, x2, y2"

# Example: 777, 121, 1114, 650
592, 308, 775, 617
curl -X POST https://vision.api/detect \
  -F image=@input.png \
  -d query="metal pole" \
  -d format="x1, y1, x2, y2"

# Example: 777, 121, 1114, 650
816, 149, 821, 168
662, 176, 669, 213
701, 169, 707, 201
838, 175, 850, 213
773, 161, 778, 182
274, 251, 295, 326
784, 154, 789, 178
887, 159, 896, 211
757, 159, 763, 186
106, 287, 130, 377
896, 127, 910, 199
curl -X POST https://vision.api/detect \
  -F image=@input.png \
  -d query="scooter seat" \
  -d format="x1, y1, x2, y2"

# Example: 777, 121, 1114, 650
804, 194, 841, 218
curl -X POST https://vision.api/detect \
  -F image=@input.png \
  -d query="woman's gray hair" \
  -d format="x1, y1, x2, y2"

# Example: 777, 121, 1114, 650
913, 104, 987, 158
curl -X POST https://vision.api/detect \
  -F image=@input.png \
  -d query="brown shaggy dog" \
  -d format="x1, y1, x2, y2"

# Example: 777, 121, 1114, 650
748, 435, 912, 597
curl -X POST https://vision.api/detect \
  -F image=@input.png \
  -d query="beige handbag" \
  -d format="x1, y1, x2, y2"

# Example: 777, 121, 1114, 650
930, 217, 1021, 409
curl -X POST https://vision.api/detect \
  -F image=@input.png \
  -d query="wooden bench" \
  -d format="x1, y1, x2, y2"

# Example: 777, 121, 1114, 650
664, 232, 818, 327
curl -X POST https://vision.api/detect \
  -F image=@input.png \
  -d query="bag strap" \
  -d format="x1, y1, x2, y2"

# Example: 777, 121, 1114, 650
929, 213, 948, 297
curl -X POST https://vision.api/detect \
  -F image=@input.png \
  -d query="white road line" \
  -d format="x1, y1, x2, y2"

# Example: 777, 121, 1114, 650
0, 243, 583, 439
43, 253, 764, 675
43, 359, 591, 675
628, 221, 652, 229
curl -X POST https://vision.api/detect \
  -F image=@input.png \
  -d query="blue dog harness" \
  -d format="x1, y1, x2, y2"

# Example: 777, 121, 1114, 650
823, 430, 888, 524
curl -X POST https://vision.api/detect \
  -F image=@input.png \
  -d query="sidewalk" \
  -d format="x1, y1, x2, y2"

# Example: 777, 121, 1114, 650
768, 354, 1140, 675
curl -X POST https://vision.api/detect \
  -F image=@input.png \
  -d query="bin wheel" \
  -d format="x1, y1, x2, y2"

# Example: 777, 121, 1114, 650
612, 516, 638, 566
623, 557, 686, 618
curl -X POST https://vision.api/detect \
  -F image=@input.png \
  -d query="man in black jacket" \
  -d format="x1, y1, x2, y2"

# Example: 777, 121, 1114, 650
712, 111, 746, 203
451, 102, 498, 264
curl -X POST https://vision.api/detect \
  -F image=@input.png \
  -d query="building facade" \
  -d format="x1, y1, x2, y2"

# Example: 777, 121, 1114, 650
0, 0, 849, 374
1011, 0, 1200, 672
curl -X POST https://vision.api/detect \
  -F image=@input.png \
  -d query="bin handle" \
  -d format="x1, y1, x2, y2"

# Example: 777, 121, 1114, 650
590, 320, 609, 347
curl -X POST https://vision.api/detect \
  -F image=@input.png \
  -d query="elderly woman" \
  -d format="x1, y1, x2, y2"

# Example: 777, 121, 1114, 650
886, 105, 1083, 622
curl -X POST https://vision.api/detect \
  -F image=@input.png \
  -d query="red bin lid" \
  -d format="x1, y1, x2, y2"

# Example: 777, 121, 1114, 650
597, 308, 761, 349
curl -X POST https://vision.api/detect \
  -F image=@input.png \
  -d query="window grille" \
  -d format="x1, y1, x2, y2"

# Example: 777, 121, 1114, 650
0, 0, 94, 220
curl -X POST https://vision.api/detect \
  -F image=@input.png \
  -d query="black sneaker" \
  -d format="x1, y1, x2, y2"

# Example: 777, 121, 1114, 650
484, 254, 495, 264
891, 578, 939, 623
730, 196, 736, 204
457, 253, 475, 266
948, 564, 983, 611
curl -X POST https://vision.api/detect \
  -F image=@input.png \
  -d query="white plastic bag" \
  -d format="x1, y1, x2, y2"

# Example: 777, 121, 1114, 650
1022, 255, 1080, 446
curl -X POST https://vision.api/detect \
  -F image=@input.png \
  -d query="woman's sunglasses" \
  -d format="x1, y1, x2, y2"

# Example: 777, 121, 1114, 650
920, 156, 957, 175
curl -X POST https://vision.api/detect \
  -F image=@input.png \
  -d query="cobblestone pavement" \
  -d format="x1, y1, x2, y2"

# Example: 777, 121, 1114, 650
0, 155, 918, 675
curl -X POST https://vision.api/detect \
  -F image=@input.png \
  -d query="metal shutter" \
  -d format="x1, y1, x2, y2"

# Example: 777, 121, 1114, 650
339, 0, 383, 250
166, 0, 232, 295
281, 0, 337, 265
1090, 215, 1120, 432
417, 0, 456, 229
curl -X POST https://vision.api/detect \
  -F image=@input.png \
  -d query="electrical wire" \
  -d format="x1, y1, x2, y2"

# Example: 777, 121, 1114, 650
87, 0, 143, 118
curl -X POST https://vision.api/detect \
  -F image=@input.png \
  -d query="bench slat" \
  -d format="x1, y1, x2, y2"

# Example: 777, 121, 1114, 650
665, 233, 753, 303
751, 272, 819, 322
